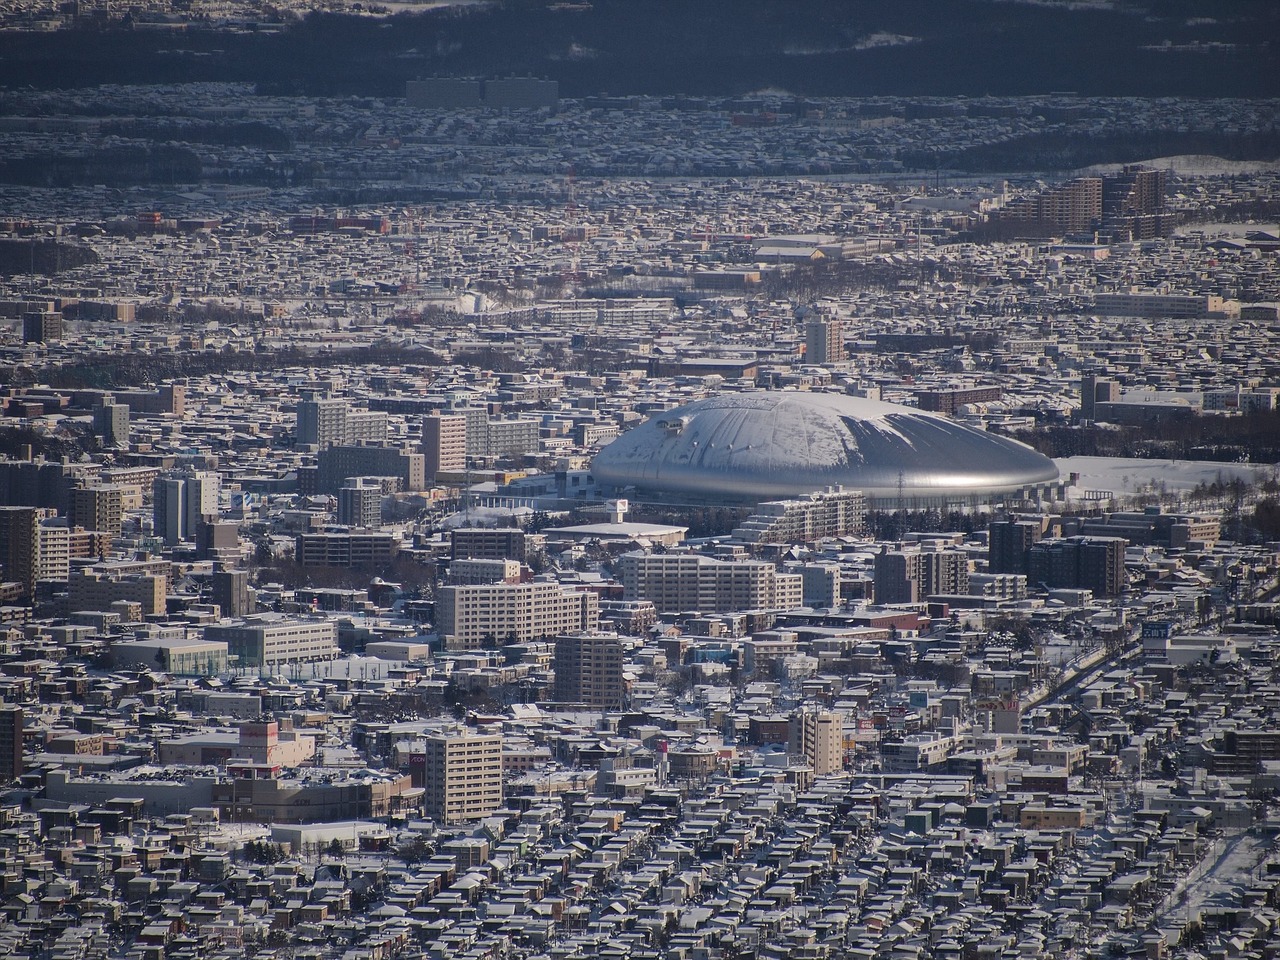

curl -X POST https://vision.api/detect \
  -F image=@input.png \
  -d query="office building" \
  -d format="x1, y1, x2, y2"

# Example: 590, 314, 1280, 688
554, 633, 625, 708
421, 729, 503, 825
112, 637, 230, 676
434, 580, 599, 648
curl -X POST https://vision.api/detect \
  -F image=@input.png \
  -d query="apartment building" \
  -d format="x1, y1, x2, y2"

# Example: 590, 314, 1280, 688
874, 546, 969, 603
422, 729, 503, 824
297, 392, 389, 449
296, 531, 400, 567
434, 580, 599, 648
554, 632, 626, 708
67, 570, 166, 619
0, 707, 22, 783
204, 616, 339, 668
315, 445, 425, 494
789, 709, 844, 776
71, 485, 125, 538
1027, 536, 1128, 597
153, 470, 220, 545
0, 506, 54, 598
337, 478, 383, 529
732, 487, 866, 544
450, 527, 527, 561
422, 413, 467, 480
804, 317, 843, 365
617, 552, 803, 614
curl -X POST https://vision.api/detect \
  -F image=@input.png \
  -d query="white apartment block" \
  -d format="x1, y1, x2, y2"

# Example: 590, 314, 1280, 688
618, 552, 803, 615
422, 729, 503, 824
434, 580, 599, 648
789, 709, 844, 776
35, 517, 70, 583
423, 413, 467, 479
732, 487, 866, 544
205, 616, 339, 668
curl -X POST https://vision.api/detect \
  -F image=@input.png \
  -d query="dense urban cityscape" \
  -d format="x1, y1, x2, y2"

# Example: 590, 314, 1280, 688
2, 3, 1280, 960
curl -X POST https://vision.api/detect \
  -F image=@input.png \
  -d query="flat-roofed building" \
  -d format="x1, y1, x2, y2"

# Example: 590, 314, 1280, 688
435, 580, 599, 648
451, 527, 526, 561
422, 729, 503, 824
112, 637, 229, 676
204, 616, 339, 668
618, 552, 802, 615
337, 477, 383, 528
423, 413, 467, 480
554, 632, 625, 708
789, 709, 843, 776
68, 570, 166, 619
71, 485, 124, 538
317, 445, 425, 494
297, 531, 400, 567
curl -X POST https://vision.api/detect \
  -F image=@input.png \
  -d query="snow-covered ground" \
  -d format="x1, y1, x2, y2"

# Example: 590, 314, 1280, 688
1081, 155, 1280, 176
1056, 455, 1279, 503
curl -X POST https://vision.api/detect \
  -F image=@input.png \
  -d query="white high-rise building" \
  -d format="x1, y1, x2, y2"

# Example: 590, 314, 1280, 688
422, 728, 503, 824
152, 471, 221, 545
423, 414, 467, 480
789, 709, 844, 776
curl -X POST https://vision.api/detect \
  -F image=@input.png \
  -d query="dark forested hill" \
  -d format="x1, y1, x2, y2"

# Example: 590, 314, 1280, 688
0, 0, 1276, 98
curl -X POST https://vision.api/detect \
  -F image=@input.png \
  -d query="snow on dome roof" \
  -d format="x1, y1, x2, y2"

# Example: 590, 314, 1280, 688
590, 391, 1059, 503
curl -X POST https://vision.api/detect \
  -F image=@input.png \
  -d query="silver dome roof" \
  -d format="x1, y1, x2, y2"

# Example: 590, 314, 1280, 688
591, 391, 1059, 502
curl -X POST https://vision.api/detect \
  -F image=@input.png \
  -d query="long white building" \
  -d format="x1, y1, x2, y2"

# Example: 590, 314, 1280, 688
617, 552, 803, 615
434, 580, 599, 649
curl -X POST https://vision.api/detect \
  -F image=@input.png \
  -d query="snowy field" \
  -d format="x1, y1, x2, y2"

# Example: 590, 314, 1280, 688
1056, 456, 1278, 503
1081, 154, 1280, 176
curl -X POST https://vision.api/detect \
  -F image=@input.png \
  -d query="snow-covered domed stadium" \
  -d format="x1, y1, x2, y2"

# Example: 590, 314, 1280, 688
591, 391, 1060, 506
